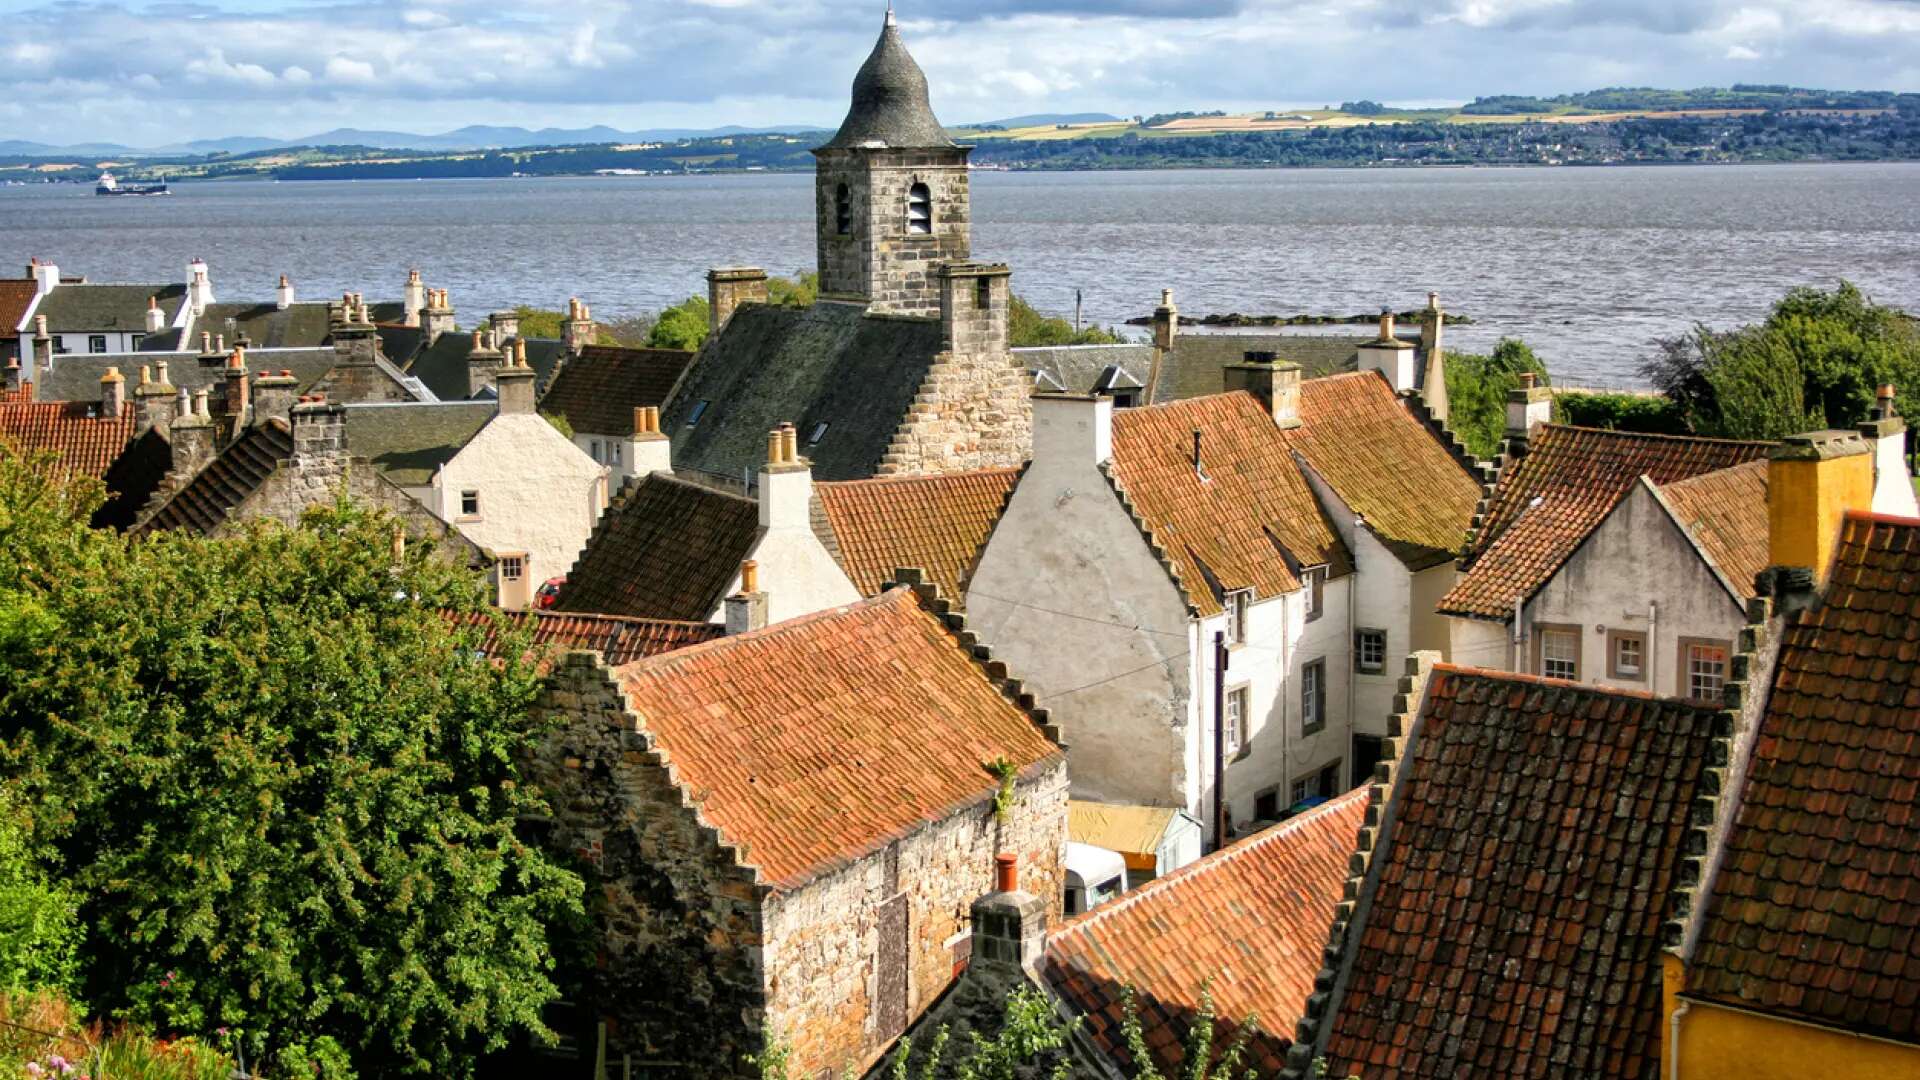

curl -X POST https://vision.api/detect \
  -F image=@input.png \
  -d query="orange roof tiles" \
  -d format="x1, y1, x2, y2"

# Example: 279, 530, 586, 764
447, 608, 721, 669
0, 280, 37, 340
1442, 425, 1772, 619
1316, 665, 1725, 1079
1045, 789, 1368, 1076
1656, 458, 1770, 602
1285, 372, 1481, 568
1687, 512, 1920, 1041
1110, 392, 1347, 616
815, 467, 1019, 598
0, 399, 135, 481
613, 587, 1062, 892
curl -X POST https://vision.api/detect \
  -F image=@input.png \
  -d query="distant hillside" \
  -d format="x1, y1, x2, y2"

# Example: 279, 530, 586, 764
959, 113, 1123, 129
4, 123, 834, 159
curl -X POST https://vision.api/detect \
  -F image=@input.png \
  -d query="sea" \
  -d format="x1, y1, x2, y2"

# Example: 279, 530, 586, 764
3, 162, 1917, 385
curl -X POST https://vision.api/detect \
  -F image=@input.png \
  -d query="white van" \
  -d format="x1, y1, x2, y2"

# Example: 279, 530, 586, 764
1063, 842, 1128, 916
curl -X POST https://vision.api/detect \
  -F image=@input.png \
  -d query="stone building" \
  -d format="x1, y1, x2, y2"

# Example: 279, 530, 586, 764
529, 584, 1068, 1078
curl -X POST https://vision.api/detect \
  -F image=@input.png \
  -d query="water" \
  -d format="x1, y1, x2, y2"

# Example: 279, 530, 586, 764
3, 163, 1916, 383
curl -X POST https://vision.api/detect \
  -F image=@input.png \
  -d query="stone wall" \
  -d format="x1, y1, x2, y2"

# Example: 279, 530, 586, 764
310, 330, 413, 403
761, 760, 1069, 1079
529, 654, 772, 1077
815, 148, 971, 317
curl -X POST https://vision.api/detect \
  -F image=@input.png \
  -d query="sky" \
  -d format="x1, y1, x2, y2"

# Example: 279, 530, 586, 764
2, 0, 1919, 146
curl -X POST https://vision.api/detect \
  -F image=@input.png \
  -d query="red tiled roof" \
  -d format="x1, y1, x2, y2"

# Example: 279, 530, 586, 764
1317, 665, 1725, 1079
446, 608, 722, 669
555, 472, 762, 621
612, 588, 1062, 892
0, 399, 136, 480
1656, 459, 1770, 602
1110, 392, 1348, 617
1284, 372, 1481, 568
815, 467, 1019, 598
1687, 512, 1920, 1041
1441, 425, 1772, 619
0, 280, 37, 340
537, 344, 696, 435
1044, 789, 1369, 1076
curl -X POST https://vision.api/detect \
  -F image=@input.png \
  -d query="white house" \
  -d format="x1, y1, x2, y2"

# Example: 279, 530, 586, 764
16, 259, 199, 357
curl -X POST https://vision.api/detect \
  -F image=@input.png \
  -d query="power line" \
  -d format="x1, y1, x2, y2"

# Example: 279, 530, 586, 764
967, 589, 1191, 639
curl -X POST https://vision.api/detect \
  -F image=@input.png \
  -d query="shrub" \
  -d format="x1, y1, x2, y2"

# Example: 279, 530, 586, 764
1553, 392, 1689, 435
1444, 338, 1549, 459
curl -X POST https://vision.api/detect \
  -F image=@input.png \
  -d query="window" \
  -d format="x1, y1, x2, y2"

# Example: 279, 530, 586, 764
907, 182, 933, 234
1290, 777, 1309, 805
1683, 639, 1730, 703
808, 421, 829, 445
834, 183, 852, 235
1320, 761, 1341, 796
460, 490, 480, 517
589, 439, 602, 463
499, 555, 524, 582
88, 335, 107, 354
1609, 630, 1646, 681
1302, 659, 1326, 735
685, 400, 709, 427
610, 441, 622, 465
129, 333, 144, 350
1224, 684, 1250, 756
1224, 589, 1251, 646
1254, 787, 1281, 822
1536, 624, 1580, 681
975, 276, 992, 311
1355, 628, 1387, 674
1302, 566, 1325, 622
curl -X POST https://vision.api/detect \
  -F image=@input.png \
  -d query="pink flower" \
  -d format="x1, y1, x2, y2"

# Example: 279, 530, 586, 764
45, 1057, 65, 1071
25, 1062, 44, 1077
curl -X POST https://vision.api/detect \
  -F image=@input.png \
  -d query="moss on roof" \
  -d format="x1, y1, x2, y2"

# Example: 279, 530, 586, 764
341, 401, 494, 486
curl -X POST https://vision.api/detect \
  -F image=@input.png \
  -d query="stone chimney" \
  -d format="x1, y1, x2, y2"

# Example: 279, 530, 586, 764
422, 288, 456, 342
759, 423, 812, 532
628, 405, 671, 476
187, 258, 214, 316
724, 559, 769, 635
223, 347, 251, 429
489, 310, 520, 344
1223, 351, 1302, 430
29, 259, 58, 297
167, 390, 216, 477
145, 295, 166, 334
1505, 372, 1551, 443
403, 269, 425, 328
99, 366, 125, 416
1152, 288, 1178, 354
4, 356, 22, 398
331, 301, 380, 369
707, 267, 769, 337
253, 368, 300, 426
493, 340, 536, 416
276, 274, 295, 311
970, 854, 1047, 973
289, 396, 349, 486
1032, 393, 1113, 469
465, 329, 506, 397
133, 361, 177, 433
561, 297, 596, 356
32, 316, 51, 371
936, 262, 1011, 355
1766, 429, 1873, 602
1420, 292, 1450, 422
1358, 309, 1418, 395
1857, 384, 1918, 518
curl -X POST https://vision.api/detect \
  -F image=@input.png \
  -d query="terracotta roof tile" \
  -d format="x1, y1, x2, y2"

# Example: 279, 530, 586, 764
140, 420, 292, 535
815, 467, 1019, 598
1656, 459, 1770, 602
1318, 665, 1725, 1079
537, 344, 696, 436
1285, 372, 1481, 567
0, 280, 37, 339
0, 399, 136, 480
1687, 512, 1920, 1041
612, 588, 1062, 891
555, 472, 761, 621
1045, 790, 1368, 1076
1110, 392, 1348, 616
446, 607, 722, 669
1442, 425, 1772, 619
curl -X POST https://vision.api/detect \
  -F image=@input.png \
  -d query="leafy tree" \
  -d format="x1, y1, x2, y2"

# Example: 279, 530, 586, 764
512, 305, 566, 340
0, 456, 584, 1078
1444, 338, 1549, 459
1008, 295, 1123, 348
0, 792, 81, 998
647, 295, 713, 350
767, 272, 820, 308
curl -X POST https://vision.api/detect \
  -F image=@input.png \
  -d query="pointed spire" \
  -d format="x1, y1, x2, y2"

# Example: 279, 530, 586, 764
822, 4, 952, 150
884, 1, 895, 28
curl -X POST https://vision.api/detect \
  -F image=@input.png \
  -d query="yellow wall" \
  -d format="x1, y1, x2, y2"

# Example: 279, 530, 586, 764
1767, 450, 1873, 579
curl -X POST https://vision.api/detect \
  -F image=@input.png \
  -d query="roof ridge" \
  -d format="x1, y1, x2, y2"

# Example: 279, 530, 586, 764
611, 587, 911, 678
1539, 422, 1776, 449
1432, 660, 1717, 705
1657, 455, 1770, 491
816, 464, 1023, 490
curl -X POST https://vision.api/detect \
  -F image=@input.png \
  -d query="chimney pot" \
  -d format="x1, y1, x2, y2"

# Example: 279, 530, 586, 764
1519, 372, 1537, 390
741, 559, 759, 594
995, 853, 1017, 893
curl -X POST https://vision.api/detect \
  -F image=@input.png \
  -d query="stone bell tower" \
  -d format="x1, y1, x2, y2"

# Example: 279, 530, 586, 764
813, 7, 971, 317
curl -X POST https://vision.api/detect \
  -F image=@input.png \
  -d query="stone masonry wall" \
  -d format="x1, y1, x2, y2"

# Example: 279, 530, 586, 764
761, 760, 1068, 1079
528, 655, 771, 1077
816, 148, 971, 317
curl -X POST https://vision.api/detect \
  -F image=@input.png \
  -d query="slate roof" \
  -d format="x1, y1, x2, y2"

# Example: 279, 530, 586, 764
34, 347, 338, 403
814, 466, 1019, 598
141, 420, 294, 534
1441, 426, 1773, 620
1655, 458, 1771, 603
661, 302, 944, 483
0, 280, 37, 337
0, 399, 135, 480
1154, 332, 1378, 405
1686, 512, 1920, 1042
1315, 665, 1725, 1079
447, 608, 721, 668
1286, 371, 1480, 568
555, 471, 762, 621
1015, 344, 1156, 397
188, 301, 334, 350
1109, 392, 1349, 617
537, 344, 696, 435
1045, 790, 1368, 1077
611, 588, 1060, 891
341, 401, 494, 487
375, 324, 428, 367
820, 16, 956, 151
33, 283, 186, 333
405, 333, 568, 401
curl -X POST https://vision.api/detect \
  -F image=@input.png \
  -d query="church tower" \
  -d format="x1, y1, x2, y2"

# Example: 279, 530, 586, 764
813, 8, 971, 317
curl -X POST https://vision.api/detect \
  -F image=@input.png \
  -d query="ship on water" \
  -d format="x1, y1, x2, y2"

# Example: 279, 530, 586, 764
95, 171, 169, 196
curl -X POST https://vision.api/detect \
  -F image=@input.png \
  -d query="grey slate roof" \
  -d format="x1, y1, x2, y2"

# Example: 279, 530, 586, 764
189, 301, 334, 350
660, 301, 943, 483
341, 401, 494, 487
405, 334, 568, 401
35, 284, 187, 334
1015, 344, 1156, 396
1154, 331, 1382, 404
34, 347, 338, 402
376, 324, 429, 367
820, 17, 955, 150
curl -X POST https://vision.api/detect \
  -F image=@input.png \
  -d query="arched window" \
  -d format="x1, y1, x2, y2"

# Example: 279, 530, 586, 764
907, 182, 933, 235
834, 183, 852, 236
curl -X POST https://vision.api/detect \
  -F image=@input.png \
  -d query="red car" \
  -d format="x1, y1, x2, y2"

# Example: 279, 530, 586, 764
534, 576, 565, 610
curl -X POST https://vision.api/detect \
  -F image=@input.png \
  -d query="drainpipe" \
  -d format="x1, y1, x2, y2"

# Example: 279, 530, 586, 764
1667, 998, 1689, 1080
1347, 558, 1359, 786
1280, 591, 1292, 814
1512, 595, 1525, 672
1648, 602, 1659, 695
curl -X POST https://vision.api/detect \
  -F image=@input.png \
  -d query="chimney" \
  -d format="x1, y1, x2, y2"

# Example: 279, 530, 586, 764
758, 422, 812, 532
1419, 292, 1450, 422
1767, 429, 1874, 597
1857, 384, 1919, 518
1357, 308, 1418, 395
1031, 393, 1113, 469
562, 297, 596, 356
969, 853, 1047, 973
169, 389, 216, 477
936, 262, 1012, 355
707, 267, 769, 337
489, 310, 520, 344
724, 559, 769, 635
99, 366, 125, 416
628, 405, 671, 476
466, 329, 506, 396
289, 396, 349, 483
422, 288, 456, 342
30, 259, 58, 297
145, 295, 165, 333
133, 361, 177, 433
1505, 371, 1551, 442
223, 347, 251, 428
253, 368, 300, 426
1223, 351, 1302, 430
1152, 288, 1178, 354
331, 304, 380, 369
276, 274, 294, 311
187, 258, 213, 316
4, 356, 21, 397
32, 316, 51, 371
493, 340, 536, 415
403, 269, 425, 328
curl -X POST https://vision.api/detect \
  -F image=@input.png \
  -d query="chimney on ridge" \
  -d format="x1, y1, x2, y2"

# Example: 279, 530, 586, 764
969, 854, 1048, 973
629, 405, 671, 476
1358, 308, 1418, 395
707, 267, 769, 337
422, 288, 456, 342
32, 316, 52, 371
493, 340, 536, 416
187, 258, 214, 316
1504, 371, 1551, 446
403, 269, 426, 328
223, 346, 251, 429
488, 310, 520, 345
99, 366, 126, 416
253, 368, 300, 426
1766, 428, 1874, 608
276, 274, 295, 311
466, 329, 506, 397
1857, 384, 1919, 518
133, 361, 177, 433
1031, 393, 1113, 471
145, 295, 166, 334
168, 389, 217, 478
1420, 291, 1450, 422
724, 559, 769, 635
1152, 288, 1178, 355
562, 297, 596, 356
758, 422, 812, 534
1223, 351, 1302, 430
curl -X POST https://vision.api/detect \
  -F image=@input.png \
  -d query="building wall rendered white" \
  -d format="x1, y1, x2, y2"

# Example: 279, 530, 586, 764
432, 412, 608, 600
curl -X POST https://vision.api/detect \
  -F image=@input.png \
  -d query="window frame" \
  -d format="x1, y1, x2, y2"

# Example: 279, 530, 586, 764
499, 554, 524, 582
685, 400, 709, 427
834, 182, 853, 236
1302, 566, 1325, 622
1608, 629, 1647, 682
1354, 627, 1387, 675
1254, 786, 1281, 822
610, 441, 622, 465
1302, 658, 1327, 735
1533, 623, 1581, 682
88, 334, 107, 354
906, 181, 933, 235
1224, 589, 1251, 646
1224, 683, 1251, 757
459, 489, 481, 519
1680, 637, 1731, 704
589, 438, 602, 463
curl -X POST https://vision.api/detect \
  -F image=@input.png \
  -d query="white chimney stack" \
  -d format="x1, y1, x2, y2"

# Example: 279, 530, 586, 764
628, 406, 672, 477
276, 274, 294, 311
1358, 308, 1418, 394
187, 258, 214, 316
145, 295, 165, 333
30, 259, 58, 297
1860, 384, 1920, 518
758, 423, 812, 532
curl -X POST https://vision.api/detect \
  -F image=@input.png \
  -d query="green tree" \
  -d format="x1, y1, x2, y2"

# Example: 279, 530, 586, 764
1444, 338, 1549, 459
512, 305, 566, 340
1007, 295, 1122, 347
646, 295, 713, 350
0, 792, 81, 998
0, 458, 584, 1078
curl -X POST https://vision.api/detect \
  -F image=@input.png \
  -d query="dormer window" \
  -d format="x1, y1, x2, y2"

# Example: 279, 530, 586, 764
907, 182, 932, 235
835, 183, 852, 236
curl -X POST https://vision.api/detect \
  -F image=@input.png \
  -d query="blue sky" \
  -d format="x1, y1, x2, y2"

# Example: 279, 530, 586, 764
3, 0, 1919, 145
